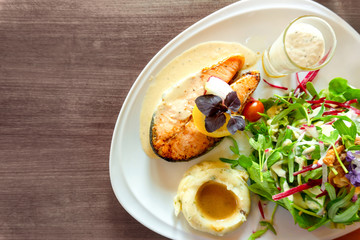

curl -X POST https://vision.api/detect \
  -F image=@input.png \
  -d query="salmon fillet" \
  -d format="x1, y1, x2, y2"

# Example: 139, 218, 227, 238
201, 55, 245, 83
230, 71, 261, 113
150, 56, 260, 161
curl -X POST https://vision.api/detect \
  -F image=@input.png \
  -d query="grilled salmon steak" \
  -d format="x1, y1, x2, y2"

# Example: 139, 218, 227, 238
150, 55, 260, 162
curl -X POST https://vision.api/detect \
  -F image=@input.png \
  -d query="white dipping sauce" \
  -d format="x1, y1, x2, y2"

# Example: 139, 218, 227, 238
262, 16, 334, 77
285, 23, 325, 68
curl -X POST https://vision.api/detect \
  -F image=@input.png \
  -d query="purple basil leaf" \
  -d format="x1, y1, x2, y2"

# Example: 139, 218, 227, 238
224, 91, 241, 112
227, 115, 245, 135
195, 94, 223, 117
205, 112, 226, 132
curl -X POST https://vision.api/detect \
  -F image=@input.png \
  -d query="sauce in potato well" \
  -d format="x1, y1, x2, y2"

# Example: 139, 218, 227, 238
196, 181, 239, 220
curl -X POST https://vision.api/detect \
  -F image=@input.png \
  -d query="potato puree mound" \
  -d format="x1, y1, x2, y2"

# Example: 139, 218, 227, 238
173, 161, 250, 236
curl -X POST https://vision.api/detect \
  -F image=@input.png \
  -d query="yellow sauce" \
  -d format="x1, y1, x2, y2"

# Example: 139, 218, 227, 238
140, 41, 259, 158
195, 181, 238, 220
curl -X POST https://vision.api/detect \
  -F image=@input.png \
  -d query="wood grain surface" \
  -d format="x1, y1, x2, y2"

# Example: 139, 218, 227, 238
0, 0, 359, 239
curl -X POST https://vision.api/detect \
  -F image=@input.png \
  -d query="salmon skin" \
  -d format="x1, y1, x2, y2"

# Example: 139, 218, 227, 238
150, 55, 260, 162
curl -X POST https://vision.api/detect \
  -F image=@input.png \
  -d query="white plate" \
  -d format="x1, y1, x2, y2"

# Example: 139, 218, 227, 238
110, 0, 360, 239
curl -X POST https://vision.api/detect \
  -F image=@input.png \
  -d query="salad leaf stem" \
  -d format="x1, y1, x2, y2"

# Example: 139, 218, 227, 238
325, 183, 337, 201
330, 166, 338, 175
274, 94, 291, 105
331, 143, 348, 173
307, 218, 330, 232
292, 204, 322, 218
271, 204, 278, 224
259, 221, 277, 235
249, 203, 279, 240
259, 149, 264, 182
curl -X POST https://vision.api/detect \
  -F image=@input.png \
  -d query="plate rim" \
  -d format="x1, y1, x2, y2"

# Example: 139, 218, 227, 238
109, 0, 360, 239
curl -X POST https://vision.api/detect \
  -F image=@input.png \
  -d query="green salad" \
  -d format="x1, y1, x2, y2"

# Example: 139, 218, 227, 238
221, 71, 360, 239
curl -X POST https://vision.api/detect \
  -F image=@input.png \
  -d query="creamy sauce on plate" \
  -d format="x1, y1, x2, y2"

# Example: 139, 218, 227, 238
139, 41, 259, 157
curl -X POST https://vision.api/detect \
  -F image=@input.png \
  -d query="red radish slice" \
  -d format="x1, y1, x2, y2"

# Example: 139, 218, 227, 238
272, 179, 322, 201
263, 79, 288, 90
258, 201, 265, 219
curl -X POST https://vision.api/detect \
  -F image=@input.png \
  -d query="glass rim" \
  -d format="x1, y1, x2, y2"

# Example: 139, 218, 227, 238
282, 15, 337, 71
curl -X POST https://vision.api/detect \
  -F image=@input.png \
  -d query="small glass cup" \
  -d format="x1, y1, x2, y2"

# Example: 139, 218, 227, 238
262, 15, 337, 78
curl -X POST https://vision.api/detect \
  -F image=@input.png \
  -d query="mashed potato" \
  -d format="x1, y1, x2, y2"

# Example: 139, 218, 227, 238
173, 160, 250, 236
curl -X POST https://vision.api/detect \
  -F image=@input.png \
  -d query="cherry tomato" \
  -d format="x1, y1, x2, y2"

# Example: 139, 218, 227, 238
243, 100, 264, 122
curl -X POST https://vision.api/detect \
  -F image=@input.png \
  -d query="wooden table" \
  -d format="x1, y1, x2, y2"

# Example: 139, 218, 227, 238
0, 0, 359, 239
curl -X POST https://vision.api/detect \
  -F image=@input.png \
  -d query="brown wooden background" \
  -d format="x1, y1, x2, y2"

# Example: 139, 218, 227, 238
0, 0, 359, 239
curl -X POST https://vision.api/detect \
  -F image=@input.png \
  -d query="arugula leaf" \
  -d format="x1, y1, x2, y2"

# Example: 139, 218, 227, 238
275, 127, 292, 148
347, 145, 360, 151
328, 187, 355, 220
312, 114, 354, 124
220, 136, 254, 169
310, 145, 321, 161
304, 168, 322, 182
220, 157, 239, 168
271, 103, 303, 125
247, 162, 279, 196
259, 221, 277, 235
279, 178, 322, 229
325, 182, 337, 201
248, 183, 275, 202
332, 119, 356, 149
266, 151, 282, 168
333, 198, 360, 223
319, 128, 339, 145
272, 103, 310, 126
257, 112, 270, 119
227, 136, 240, 155
259, 99, 275, 115
312, 103, 325, 120
245, 120, 269, 136
306, 82, 319, 100
307, 218, 330, 232
274, 94, 291, 105
248, 228, 268, 240
292, 204, 322, 218
237, 155, 253, 169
